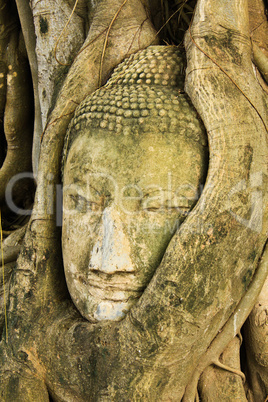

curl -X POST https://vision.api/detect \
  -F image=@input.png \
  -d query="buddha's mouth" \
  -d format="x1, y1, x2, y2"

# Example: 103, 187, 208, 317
87, 270, 144, 289
84, 272, 144, 302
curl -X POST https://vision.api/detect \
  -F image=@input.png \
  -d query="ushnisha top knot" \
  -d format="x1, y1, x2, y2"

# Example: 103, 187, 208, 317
107, 45, 185, 88
62, 46, 206, 175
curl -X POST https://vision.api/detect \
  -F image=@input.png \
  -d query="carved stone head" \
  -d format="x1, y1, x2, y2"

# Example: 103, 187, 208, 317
61, 46, 208, 322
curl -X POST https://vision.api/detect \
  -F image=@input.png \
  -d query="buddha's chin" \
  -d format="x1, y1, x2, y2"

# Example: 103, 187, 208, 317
72, 293, 139, 322
83, 283, 143, 321
69, 284, 141, 322
66, 270, 143, 322
92, 299, 136, 321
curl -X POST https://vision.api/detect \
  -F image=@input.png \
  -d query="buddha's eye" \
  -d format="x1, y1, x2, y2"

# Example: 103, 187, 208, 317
143, 204, 162, 212
143, 205, 181, 213
68, 194, 101, 213
142, 198, 191, 214
142, 196, 168, 212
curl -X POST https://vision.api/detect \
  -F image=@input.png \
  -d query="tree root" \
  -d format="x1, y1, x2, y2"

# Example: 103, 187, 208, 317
182, 242, 268, 402
212, 359, 246, 383
253, 42, 268, 84
15, 0, 43, 177
0, 3, 34, 207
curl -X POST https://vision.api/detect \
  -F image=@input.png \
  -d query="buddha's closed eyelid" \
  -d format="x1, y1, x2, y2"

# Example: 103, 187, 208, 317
141, 190, 171, 210
141, 194, 194, 211
66, 193, 102, 213
142, 204, 191, 213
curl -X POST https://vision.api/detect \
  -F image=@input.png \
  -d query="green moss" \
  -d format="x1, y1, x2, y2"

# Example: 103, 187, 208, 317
204, 30, 242, 65
242, 269, 253, 289
39, 16, 48, 35
244, 144, 253, 178
249, 250, 257, 262
100, 347, 109, 358
7, 376, 19, 392
17, 350, 28, 362
49, 66, 70, 116
24, 290, 33, 299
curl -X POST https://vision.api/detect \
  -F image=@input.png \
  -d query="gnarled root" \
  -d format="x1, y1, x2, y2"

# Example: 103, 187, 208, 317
182, 244, 268, 401
243, 270, 268, 401
198, 336, 247, 401
0, 1, 34, 212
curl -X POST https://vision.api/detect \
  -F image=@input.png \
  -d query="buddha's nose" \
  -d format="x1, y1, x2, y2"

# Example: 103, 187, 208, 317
88, 207, 135, 274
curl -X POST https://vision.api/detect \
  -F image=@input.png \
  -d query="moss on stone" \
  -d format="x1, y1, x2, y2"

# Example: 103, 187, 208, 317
39, 16, 48, 35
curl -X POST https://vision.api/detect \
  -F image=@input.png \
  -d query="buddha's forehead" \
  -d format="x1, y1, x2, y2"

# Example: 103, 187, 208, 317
64, 131, 205, 190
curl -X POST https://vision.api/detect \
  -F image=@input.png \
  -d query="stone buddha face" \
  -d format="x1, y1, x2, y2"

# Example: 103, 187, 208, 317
62, 127, 206, 322
62, 46, 207, 323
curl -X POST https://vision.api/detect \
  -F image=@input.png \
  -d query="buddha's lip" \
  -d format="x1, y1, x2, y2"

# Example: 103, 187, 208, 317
86, 271, 144, 292
84, 274, 144, 302
87, 284, 143, 303
88, 280, 144, 293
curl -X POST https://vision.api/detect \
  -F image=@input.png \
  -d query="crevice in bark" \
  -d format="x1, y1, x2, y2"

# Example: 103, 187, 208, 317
15, 0, 43, 177
0, 0, 35, 225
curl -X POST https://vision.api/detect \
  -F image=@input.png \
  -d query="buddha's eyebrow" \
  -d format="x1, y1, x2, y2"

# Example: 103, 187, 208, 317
66, 179, 101, 196
67, 176, 88, 186
67, 165, 93, 183
142, 189, 161, 198
68, 162, 92, 173
142, 188, 181, 197
68, 176, 100, 194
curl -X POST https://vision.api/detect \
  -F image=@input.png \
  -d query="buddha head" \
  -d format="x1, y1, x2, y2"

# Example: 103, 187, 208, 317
61, 46, 208, 322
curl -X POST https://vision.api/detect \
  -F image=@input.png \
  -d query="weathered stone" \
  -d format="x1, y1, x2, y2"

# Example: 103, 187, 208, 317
62, 46, 207, 169
61, 46, 208, 322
